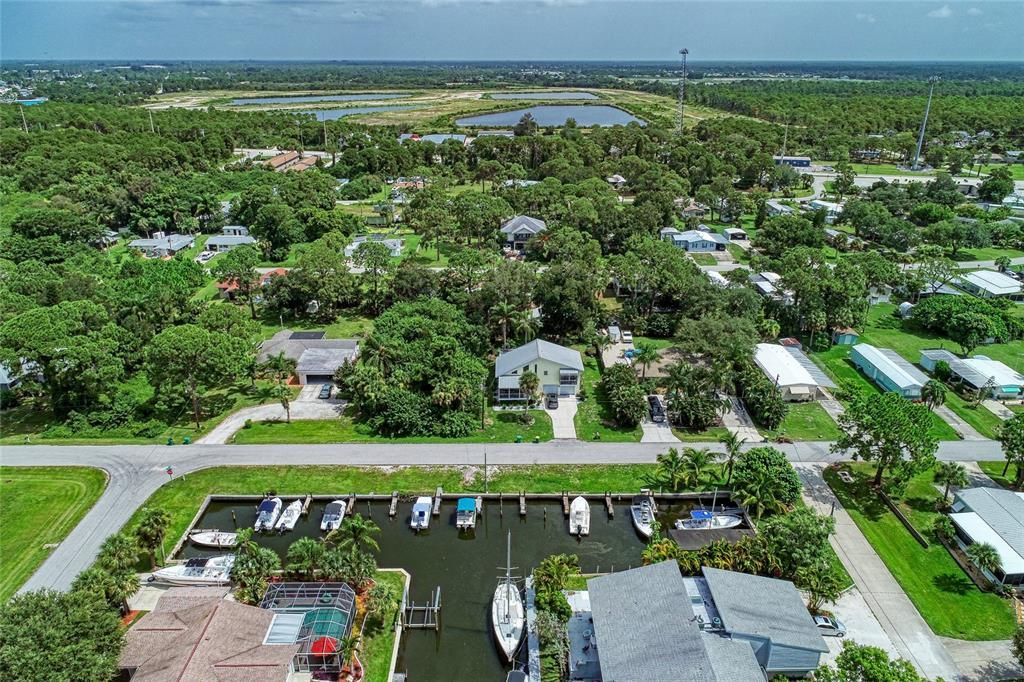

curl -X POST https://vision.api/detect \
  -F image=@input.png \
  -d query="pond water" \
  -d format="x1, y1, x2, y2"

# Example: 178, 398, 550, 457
183, 496, 715, 681
231, 93, 408, 105
298, 106, 418, 120
490, 92, 599, 100
456, 105, 644, 128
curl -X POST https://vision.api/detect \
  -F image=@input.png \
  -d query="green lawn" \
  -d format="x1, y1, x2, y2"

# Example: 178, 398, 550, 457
401, 233, 462, 267
762, 402, 842, 441
952, 247, 1024, 262
978, 461, 1017, 489
258, 313, 375, 341
0, 467, 108, 601
362, 569, 405, 682
814, 161, 936, 177
689, 253, 717, 266
672, 426, 732, 442
231, 410, 554, 444
572, 351, 642, 442
825, 464, 1015, 640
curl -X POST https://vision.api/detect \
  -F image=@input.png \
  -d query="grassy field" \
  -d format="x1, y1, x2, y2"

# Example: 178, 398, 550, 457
825, 463, 1015, 640
572, 351, 643, 442
978, 461, 1017, 489
231, 410, 554, 444
258, 313, 375, 341
688, 253, 718, 266
672, 426, 732, 442
952, 247, 1024, 262
763, 402, 842, 441
0, 467, 108, 601
362, 569, 405, 682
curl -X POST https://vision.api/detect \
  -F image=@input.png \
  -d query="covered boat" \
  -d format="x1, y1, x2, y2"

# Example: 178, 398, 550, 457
630, 490, 657, 539
188, 530, 238, 549
674, 510, 743, 531
320, 500, 347, 532
275, 499, 302, 532
254, 497, 282, 532
569, 496, 590, 537
491, 531, 525, 662
455, 497, 478, 530
152, 555, 235, 586
410, 496, 432, 532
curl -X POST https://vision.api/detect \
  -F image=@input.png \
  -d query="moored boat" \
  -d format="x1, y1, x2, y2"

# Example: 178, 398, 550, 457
491, 531, 525, 662
254, 497, 282, 532
569, 496, 590, 537
275, 500, 302, 532
630, 489, 657, 539
410, 496, 432, 532
455, 497, 478, 530
320, 500, 347, 532
152, 555, 235, 586
674, 510, 743, 531
188, 530, 238, 549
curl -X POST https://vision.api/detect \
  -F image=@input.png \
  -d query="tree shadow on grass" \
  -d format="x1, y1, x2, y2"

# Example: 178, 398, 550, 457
932, 571, 974, 596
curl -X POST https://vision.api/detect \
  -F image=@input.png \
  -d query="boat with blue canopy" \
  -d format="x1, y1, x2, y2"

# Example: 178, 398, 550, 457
456, 497, 479, 529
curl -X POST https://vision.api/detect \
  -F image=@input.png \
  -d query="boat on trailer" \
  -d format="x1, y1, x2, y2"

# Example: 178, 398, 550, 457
569, 496, 590, 537
254, 497, 282, 532
275, 500, 302, 532
320, 500, 348, 532
188, 530, 238, 549
630, 489, 657, 539
491, 531, 525, 662
410, 496, 432, 532
675, 509, 743, 531
456, 497, 478, 530
152, 555, 235, 586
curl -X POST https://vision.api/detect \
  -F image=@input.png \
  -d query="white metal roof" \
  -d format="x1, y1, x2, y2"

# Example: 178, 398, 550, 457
755, 343, 832, 389
852, 344, 928, 391
959, 270, 1022, 296
495, 339, 583, 377
961, 357, 1024, 388
950, 511, 1024, 575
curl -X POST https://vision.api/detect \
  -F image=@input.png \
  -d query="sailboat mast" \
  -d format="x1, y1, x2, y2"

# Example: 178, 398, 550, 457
505, 531, 512, 622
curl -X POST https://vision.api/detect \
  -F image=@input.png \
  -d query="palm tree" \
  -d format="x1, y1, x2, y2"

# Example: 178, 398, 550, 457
681, 447, 714, 489
518, 370, 540, 405
921, 380, 947, 412
71, 566, 116, 605
261, 352, 297, 386
719, 431, 745, 486
652, 448, 687, 493
731, 467, 786, 521
286, 537, 325, 580
274, 384, 293, 423
514, 310, 538, 345
366, 581, 399, 621
934, 462, 969, 503
135, 507, 171, 568
641, 538, 679, 566
361, 335, 396, 375
491, 301, 518, 347
633, 342, 660, 380
97, 532, 138, 574
966, 542, 1003, 577
338, 634, 361, 669
341, 546, 377, 588
534, 553, 580, 593
327, 513, 381, 553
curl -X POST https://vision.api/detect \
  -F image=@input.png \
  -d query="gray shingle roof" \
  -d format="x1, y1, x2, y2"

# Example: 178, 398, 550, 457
296, 347, 358, 374
704, 635, 768, 681
956, 487, 1024, 557
258, 329, 359, 363
495, 340, 583, 377
702, 567, 828, 653
500, 215, 547, 235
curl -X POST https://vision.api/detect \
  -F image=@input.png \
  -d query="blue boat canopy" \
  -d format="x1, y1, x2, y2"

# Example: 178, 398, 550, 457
691, 510, 713, 520
457, 498, 476, 512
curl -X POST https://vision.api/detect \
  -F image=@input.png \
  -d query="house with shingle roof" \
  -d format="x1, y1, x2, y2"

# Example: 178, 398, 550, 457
500, 215, 547, 252
259, 329, 359, 385
495, 339, 582, 400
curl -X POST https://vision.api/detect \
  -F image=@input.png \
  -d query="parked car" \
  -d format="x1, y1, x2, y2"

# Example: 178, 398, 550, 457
813, 615, 847, 637
196, 251, 215, 263
621, 330, 634, 344
317, 384, 333, 400
546, 394, 559, 410
648, 395, 666, 423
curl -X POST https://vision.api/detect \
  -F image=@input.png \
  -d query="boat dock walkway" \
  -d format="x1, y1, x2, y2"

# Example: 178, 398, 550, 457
523, 577, 542, 682
432, 487, 443, 516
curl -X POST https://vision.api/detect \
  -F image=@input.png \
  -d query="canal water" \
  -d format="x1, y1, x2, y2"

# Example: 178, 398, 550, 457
456, 105, 644, 128
182, 496, 710, 681
298, 105, 418, 120
231, 93, 409, 105
490, 92, 598, 100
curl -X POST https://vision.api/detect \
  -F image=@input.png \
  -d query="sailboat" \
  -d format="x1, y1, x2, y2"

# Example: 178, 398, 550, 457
630, 489, 657, 539
254, 497, 282, 532
320, 500, 347, 532
491, 531, 526, 662
275, 500, 302, 532
569, 496, 590, 537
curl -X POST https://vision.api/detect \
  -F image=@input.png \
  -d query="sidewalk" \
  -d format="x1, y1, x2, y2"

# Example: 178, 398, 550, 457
934, 405, 986, 441
797, 464, 961, 681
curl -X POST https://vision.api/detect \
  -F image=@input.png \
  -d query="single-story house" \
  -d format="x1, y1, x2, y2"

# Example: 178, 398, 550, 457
266, 150, 300, 171
501, 179, 539, 189
221, 225, 249, 237
96, 230, 120, 248
754, 343, 836, 401
495, 339, 582, 400
398, 133, 468, 145
580, 561, 827, 682
773, 155, 811, 168
723, 227, 747, 241
951, 487, 1024, 586
832, 327, 859, 345
216, 267, 287, 300
500, 215, 547, 251
206, 233, 256, 253
748, 272, 792, 304
850, 344, 929, 399
128, 232, 195, 258
957, 270, 1024, 301
766, 199, 794, 216
659, 227, 729, 252
258, 330, 359, 385
475, 130, 515, 139
920, 349, 1024, 399
344, 234, 404, 258
808, 199, 844, 224
679, 200, 707, 219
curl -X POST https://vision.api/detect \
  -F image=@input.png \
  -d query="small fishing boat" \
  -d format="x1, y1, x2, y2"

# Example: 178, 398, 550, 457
491, 531, 525, 662
189, 530, 238, 549
254, 497, 282, 532
410, 496, 432, 532
152, 555, 235, 586
674, 509, 744, 531
630, 489, 657, 539
275, 500, 302, 532
569, 496, 590, 537
320, 500, 347, 532
455, 497, 478, 530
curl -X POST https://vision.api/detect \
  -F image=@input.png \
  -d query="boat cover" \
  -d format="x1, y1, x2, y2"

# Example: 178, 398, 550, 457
691, 510, 713, 520
457, 498, 476, 512
257, 499, 277, 512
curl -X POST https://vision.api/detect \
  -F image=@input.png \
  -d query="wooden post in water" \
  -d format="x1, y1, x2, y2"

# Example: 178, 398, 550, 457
605, 492, 614, 518
562, 492, 570, 517
519, 491, 527, 516
432, 487, 443, 516
389, 492, 399, 518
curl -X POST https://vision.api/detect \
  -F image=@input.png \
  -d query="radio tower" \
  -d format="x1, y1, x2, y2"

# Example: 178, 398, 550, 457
911, 76, 939, 170
677, 48, 689, 136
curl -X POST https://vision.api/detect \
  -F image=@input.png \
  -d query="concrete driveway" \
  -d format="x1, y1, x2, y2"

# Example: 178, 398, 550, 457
640, 419, 680, 443
544, 396, 578, 439
819, 588, 900, 666
197, 386, 346, 444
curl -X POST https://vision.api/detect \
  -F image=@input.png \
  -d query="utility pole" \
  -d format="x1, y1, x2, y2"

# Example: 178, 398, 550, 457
677, 48, 689, 136
780, 120, 789, 160
19, 105, 28, 133
912, 77, 938, 170
149, 109, 156, 134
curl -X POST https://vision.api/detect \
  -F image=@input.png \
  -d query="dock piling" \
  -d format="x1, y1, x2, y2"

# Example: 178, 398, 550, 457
300, 494, 313, 516
519, 491, 527, 516
432, 487, 443, 516
562, 491, 570, 517
389, 492, 399, 518
605, 492, 614, 518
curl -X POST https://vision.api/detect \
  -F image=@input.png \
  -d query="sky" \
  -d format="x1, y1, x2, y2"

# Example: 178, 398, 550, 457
2, 0, 1023, 62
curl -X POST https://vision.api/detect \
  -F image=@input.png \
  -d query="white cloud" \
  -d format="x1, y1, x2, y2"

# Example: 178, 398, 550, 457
855, 12, 876, 23
967, 7, 983, 16
927, 4, 953, 19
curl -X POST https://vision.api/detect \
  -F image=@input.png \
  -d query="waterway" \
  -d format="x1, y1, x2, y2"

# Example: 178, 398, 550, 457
183, 496, 711, 681
297, 106, 419, 120
490, 92, 599, 100
456, 105, 644, 128
231, 93, 408, 105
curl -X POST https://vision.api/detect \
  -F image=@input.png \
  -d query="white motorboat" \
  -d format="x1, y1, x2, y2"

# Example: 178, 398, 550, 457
455, 497, 479, 530
254, 497, 282, 532
189, 530, 238, 549
491, 531, 525, 662
320, 500, 347, 532
275, 500, 302, 532
674, 510, 744, 531
410, 496, 432, 532
569, 496, 590, 537
630, 490, 657, 539
152, 555, 235, 586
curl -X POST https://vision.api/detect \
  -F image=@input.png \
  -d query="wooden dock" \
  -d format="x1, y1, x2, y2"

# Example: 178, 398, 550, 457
605, 492, 614, 518
519, 491, 527, 516
347, 494, 357, 514
389, 492, 399, 518
300, 494, 313, 516
432, 487, 443, 516
562, 492, 570, 517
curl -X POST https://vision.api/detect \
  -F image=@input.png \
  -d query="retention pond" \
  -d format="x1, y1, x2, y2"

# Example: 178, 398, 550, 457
456, 105, 644, 128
